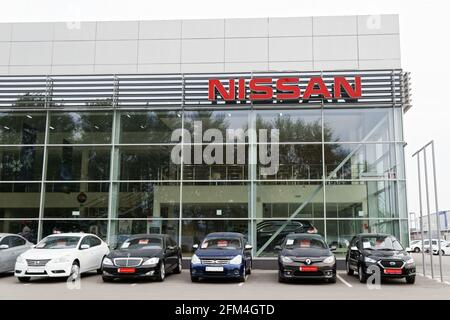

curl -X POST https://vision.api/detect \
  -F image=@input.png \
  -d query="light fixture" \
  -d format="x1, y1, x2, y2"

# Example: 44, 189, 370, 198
140, 125, 145, 129
279, 113, 283, 117
227, 113, 231, 117
49, 126, 55, 130
4, 126, 10, 130
126, 114, 131, 118
26, 115, 33, 119
94, 125, 99, 130
177, 113, 181, 118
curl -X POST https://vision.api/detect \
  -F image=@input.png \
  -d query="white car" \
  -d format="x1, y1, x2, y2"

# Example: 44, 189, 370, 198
409, 239, 447, 253
14, 233, 109, 282
432, 242, 450, 256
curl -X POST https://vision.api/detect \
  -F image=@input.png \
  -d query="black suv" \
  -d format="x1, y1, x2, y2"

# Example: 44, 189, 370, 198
345, 233, 416, 284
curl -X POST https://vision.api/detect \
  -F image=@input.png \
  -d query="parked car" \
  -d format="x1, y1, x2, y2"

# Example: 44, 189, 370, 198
14, 233, 109, 282
190, 232, 252, 282
276, 233, 336, 283
256, 220, 318, 253
0, 234, 34, 273
102, 234, 182, 282
432, 242, 450, 256
346, 233, 416, 284
409, 239, 448, 253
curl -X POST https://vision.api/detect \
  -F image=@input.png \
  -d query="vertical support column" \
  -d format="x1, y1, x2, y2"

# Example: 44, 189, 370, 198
431, 142, 444, 282
248, 109, 257, 256
417, 154, 426, 275
178, 74, 185, 249
423, 148, 434, 279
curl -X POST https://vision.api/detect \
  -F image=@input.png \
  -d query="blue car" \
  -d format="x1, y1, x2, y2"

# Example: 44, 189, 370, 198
190, 232, 253, 282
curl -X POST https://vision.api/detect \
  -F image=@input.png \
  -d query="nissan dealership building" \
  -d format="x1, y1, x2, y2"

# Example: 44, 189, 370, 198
0, 15, 412, 257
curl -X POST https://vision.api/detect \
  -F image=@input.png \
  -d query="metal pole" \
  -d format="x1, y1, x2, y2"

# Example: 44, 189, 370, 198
431, 141, 444, 282
416, 154, 426, 275
423, 148, 434, 279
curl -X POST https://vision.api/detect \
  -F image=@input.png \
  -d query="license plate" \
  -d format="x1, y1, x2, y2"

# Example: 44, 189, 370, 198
205, 266, 224, 272
118, 268, 136, 273
27, 267, 45, 273
384, 268, 402, 275
299, 266, 318, 272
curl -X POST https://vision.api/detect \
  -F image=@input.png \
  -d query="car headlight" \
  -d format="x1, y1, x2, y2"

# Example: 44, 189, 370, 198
191, 254, 201, 264
323, 255, 335, 264
281, 256, 293, 263
102, 257, 113, 266
143, 257, 159, 266
16, 255, 25, 264
364, 257, 377, 263
406, 258, 415, 264
51, 256, 71, 264
229, 255, 243, 265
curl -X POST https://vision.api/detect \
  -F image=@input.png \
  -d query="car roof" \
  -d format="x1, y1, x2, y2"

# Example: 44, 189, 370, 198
356, 233, 393, 238
127, 233, 166, 239
0, 233, 24, 238
45, 232, 93, 237
205, 232, 244, 238
286, 233, 324, 240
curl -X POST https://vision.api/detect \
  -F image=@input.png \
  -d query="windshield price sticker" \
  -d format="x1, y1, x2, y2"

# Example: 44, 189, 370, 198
201, 242, 208, 248
300, 240, 310, 248
121, 242, 130, 248
363, 242, 371, 249
286, 239, 294, 245
138, 239, 149, 245
217, 240, 228, 247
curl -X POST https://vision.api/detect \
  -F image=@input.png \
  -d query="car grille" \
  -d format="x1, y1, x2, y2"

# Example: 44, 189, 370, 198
201, 259, 230, 265
292, 257, 323, 264
114, 258, 143, 267
379, 260, 404, 268
26, 259, 51, 267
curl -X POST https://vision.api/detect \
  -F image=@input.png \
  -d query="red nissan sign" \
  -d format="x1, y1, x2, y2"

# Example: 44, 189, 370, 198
208, 76, 361, 102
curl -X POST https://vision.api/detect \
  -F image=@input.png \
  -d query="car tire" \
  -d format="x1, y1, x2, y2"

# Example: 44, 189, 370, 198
102, 276, 114, 283
414, 247, 420, 253
18, 277, 30, 283
346, 260, 354, 276
173, 256, 182, 274
247, 260, 252, 275
328, 276, 337, 284
440, 250, 445, 256
68, 262, 80, 281
155, 261, 165, 282
97, 259, 104, 275
406, 275, 416, 284
278, 271, 287, 283
358, 265, 367, 283
191, 275, 199, 282
238, 266, 246, 282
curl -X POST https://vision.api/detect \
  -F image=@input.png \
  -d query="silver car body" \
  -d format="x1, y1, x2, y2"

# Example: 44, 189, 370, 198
0, 233, 34, 273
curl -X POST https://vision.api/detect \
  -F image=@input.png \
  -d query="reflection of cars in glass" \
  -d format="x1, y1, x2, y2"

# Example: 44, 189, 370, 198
110, 234, 131, 250
102, 234, 182, 282
257, 220, 318, 252
14, 233, 109, 282
190, 232, 252, 282
328, 239, 350, 252
346, 233, 416, 284
0, 234, 34, 273
276, 233, 336, 283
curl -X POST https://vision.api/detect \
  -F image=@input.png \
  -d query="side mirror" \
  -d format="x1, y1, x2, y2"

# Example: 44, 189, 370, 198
350, 246, 358, 251
80, 244, 90, 250
0, 244, 9, 250
274, 245, 282, 251
330, 245, 337, 251
245, 244, 253, 250
192, 244, 199, 250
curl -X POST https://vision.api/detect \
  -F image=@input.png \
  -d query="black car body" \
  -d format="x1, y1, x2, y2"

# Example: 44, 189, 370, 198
345, 233, 416, 284
102, 234, 182, 282
257, 220, 318, 253
277, 233, 336, 283
190, 232, 252, 282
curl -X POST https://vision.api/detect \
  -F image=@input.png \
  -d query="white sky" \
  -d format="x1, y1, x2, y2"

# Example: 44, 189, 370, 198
1, 0, 449, 215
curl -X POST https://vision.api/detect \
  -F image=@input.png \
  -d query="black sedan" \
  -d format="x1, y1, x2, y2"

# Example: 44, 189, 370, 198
101, 234, 182, 282
345, 233, 416, 284
276, 233, 337, 283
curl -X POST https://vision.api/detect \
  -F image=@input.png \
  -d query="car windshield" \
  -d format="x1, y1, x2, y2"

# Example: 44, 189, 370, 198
201, 238, 241, 250
285, 237, 327, 249
121, 237, 163, 250
361, 236, 404, 251
35, 236, 80, 249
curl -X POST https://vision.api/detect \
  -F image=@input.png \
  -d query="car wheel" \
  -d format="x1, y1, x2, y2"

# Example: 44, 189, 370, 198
440, 250, 445, 256
414, 247, 420, 253
156, 261, 165, 282
69, 262, 80, 281
18, 277, 30, 283
173, 256, 182, 274
358, 265, 367, 283
278, 271, 287, 283
191, 275, 199, 282
238, 266, 246, 282
102, 276, 114, 283
328, 276, 337, 284
97, 258, 105, 274
406, 275, 416, 284
346, 260, 354, 276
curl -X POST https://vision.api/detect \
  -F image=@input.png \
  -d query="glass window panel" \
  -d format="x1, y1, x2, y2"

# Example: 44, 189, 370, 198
46, 146, 111, 181
0, 183, 41, 218
119, 146, 180, 181
324, 143, 399, 180
42, 220, 108, 240
181, 220, 249, 254
48, 112, 112, 144
182, 182, 248, 218
43, 183, 109, 218
109, 219, 179, 249
256, 109, 322, 142
0, 112, 46, 144
255, 219, 325, 257
0, 220, 38, 243
326, 181, 402, 219
115, 182, 180, 218
0, 146, 44, 181
119, 111, 182, 144
324, 108, 394, 142
258, 144, 322, 180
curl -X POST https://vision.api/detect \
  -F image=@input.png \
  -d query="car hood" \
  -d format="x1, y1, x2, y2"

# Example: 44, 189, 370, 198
194, 248, 242, 258
282, 248, 331, 257
20, 248, 75, 259
364, 250, 410, 260
107, 248, 163, 259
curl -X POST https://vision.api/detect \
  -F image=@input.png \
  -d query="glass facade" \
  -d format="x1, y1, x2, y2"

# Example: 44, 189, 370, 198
0, 106, 408, 257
